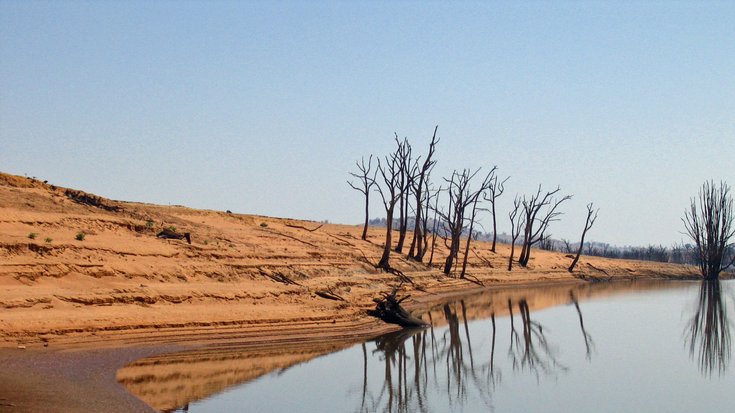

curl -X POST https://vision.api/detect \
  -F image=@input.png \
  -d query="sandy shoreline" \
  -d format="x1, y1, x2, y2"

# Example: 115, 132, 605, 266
0, 172, 714, 411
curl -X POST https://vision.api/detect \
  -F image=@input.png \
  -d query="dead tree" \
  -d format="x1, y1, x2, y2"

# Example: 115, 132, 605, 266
367, 287, 427, 328
568, 203, 599, 273
375, 144, 404, 271
394, 136, 413, 254
518, 185, 571, 267
348, 155, 377, 240
508, 196, 523, 271
438, 168, 493, 277
428, 186, 441, 266
683, 181, 735, 280
459, 171, 495, 279
408, 126, 439, 261
561, 238, 573, 254
483, 173, 509, 253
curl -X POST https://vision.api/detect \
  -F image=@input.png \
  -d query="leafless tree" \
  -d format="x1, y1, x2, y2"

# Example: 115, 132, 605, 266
568, 203, 599, 273
428, 186, 442, 266
438, 168, 494, 277
508, 196, 523, 271
683, 181, 735, 280
375, 145, 404, 271
483, 173, 509, 253
518, 185, 572, 267
394, 136, 414, 254
560, 239, 573, 254
347, 155, 377, 240
408, 126, 439, 261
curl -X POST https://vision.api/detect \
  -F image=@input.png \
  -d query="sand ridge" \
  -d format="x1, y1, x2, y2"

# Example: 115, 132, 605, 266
0, 171, 703, 351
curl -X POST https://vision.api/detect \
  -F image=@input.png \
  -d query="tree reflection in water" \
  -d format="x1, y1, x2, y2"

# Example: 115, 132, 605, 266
357, 296, 589, 412
685, 280, 732, 376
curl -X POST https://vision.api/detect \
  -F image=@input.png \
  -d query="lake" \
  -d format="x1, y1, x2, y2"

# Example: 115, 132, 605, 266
120, 280, 734, 412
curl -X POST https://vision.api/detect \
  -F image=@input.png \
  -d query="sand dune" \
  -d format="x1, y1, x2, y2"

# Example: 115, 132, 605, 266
0, 171, 701, 351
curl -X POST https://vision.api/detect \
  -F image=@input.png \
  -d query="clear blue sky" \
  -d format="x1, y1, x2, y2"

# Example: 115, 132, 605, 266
1, 1, 733, 247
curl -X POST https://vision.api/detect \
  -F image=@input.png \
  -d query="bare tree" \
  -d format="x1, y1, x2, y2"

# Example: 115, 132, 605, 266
394, 136, 413, 254
347, 155, 377, 240
408, 126, 439, 261
518, 185, 572, 267
683, 181, 735, 280
560, 239, 573, 254
483, 173, 509, 253
375, 145, 404, 271
508, 196, 523, 271
568, 203, 599, 273
428, 186, 442, 266
438, 168, 493, 277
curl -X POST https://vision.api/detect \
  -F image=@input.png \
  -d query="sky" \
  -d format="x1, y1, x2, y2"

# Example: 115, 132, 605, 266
1, 1, 733, 247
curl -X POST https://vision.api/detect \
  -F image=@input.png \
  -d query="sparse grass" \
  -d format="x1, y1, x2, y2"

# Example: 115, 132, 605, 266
260, 222, 268, 228
28, 232, 38, 240
44, 237, 52, 243
167, 225, 176, 232
146, 219, 154, 229
75, 231, 86, 241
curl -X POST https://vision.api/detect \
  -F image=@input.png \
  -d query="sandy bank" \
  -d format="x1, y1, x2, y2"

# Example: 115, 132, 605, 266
0, 171, 710, 411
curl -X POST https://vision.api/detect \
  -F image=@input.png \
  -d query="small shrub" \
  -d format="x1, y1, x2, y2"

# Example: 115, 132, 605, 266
167, 225, 176, 232
44, 237, 52, 243
28, 232, 38, 240
204, 240, 209, 245
75, 232, 86, 241
145, 219, 154, 229
260, 222, 268, 228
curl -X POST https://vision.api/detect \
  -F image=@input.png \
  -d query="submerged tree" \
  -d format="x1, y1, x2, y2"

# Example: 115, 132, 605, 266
682, 181, 735, 280
568, 203, 599, 273
347, 155, 377, 240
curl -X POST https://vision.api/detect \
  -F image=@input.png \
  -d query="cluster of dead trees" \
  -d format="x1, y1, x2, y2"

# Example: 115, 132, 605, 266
348, 126, 600, 279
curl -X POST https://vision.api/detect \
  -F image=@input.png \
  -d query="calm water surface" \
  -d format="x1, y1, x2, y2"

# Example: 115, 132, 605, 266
143, 280, 734, 413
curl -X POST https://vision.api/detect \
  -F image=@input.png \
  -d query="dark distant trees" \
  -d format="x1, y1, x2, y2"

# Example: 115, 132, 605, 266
347, 155, 377, 240
407, 126, 439, 262
518, 186, 571, 267
683, 181, 735, 280
484, 173, 509, 253
568, 203, 599, 273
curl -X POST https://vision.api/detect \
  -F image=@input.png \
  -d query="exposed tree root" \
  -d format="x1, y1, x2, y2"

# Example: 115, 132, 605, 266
367, 286, 427, 328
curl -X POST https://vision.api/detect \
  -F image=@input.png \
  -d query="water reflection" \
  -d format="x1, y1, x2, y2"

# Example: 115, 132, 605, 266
685, 280, 732, 376
358, 295, 587, 412
119, 280, 715, 412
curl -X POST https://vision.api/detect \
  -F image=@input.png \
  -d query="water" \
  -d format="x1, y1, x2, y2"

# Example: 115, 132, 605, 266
122, 280, 735, 413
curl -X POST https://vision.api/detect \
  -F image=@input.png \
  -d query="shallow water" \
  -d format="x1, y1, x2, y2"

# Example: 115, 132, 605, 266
134, 280, 735, 413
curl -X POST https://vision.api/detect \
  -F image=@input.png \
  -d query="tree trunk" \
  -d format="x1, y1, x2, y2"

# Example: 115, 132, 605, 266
361, 193, 369, 240
508, 242, 515, 271
378, 206, 395, 269
568, 236, 586, 272
491, 202, 498, 252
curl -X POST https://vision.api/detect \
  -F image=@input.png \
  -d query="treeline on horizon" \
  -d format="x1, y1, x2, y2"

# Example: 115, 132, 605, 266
367, 216, 734, 267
